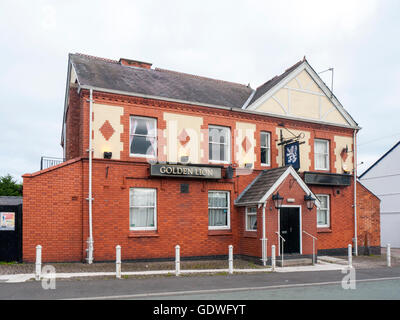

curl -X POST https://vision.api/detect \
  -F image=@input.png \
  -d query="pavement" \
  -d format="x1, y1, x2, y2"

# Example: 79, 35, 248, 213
0, 266, 399, 300
0, 262, 348, 283
0, 249, 397, 284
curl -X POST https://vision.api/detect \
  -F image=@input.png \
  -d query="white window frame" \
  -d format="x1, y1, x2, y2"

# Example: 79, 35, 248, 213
314, 139, 330, 171
316, 194, 330, 228
208, 190, 231, 230
129, 188, 157, 231
260, 131, 271, 166
129, 116, 157, 158
208, 125, 231, 164
245, 207, 257, 231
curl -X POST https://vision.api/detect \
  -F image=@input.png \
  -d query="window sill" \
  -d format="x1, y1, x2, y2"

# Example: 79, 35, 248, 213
209, 161, 230, 165
317, 227, 332, 233
314, 168, 330, 173
208, 229, 232, 236
128, 231, 159, 238
243, 231, 257, 238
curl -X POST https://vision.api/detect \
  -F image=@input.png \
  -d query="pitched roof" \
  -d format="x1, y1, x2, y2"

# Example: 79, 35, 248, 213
235, 167, 289, 205
235, 166, 321, 207
247, 59, 304, 106
70, 53, 253, 109
359, 140, 400, 179
0, 196, 22, 206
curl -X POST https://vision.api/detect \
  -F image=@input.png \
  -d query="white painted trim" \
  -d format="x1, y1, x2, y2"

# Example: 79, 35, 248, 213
208, 125, 231, 164
294, 77, 302, 89
271, 96, 288, 114
246, 63, 307, 111
129, 116, 158, 158
245, 61, 358, 128
129, 188, 157, 231
260, 131, 271, 166
78, 84, 360, 130
241, 89, 256, 109
278, 205, 302, 254
320, 107, 337, 121
316, 194, 330, 228
259, 166, 321, 208
284, 86, 325, 96
245, 206, 257, 232
208, 190, 231, 230
314, 139, 330, 171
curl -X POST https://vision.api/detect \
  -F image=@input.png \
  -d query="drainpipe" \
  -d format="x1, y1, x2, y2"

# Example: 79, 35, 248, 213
261, 202, 267, 266
86, 88, 94, 264
353, 129, 358, 256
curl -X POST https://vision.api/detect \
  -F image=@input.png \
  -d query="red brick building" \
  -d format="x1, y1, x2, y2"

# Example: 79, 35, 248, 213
22, 54, 380, 263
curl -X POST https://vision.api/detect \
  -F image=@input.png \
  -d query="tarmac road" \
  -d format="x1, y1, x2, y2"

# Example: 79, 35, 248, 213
0, 266, 399, 300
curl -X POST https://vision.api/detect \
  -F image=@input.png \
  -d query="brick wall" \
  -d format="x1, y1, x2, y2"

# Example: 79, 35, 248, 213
65, 84, 81, 160
23, 88, 368, 262
23, 158, 336, 262
357, 181, 381, 254
65, 89, 355, 171
22, 158, 84, 262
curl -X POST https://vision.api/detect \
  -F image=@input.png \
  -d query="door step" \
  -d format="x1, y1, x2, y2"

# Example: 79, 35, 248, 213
276, 258, 313, 267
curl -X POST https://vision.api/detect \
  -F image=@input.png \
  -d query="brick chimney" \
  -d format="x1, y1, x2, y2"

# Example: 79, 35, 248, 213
119, 58, 152, 69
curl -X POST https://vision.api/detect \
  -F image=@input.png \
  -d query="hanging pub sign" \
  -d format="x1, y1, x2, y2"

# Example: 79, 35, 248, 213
150, 163, 222, 179
284, 141, 300, 170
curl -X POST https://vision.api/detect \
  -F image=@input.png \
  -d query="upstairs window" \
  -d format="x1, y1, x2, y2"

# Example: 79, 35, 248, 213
208, 191, 230, 230
209, 126, 230, 163
245, 207, 257, 231
314, 139, 329, 170
130, 116, 157, 157
129, 188, 157, 230
316, 194, 330, 228
260, 131, 271, 166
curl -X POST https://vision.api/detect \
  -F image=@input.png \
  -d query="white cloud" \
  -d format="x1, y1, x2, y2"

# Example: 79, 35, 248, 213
0, 0, 397, 180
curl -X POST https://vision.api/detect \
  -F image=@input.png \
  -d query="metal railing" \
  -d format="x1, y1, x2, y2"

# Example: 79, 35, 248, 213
40, 156, 64, 170
303, 230, 317, 265
275, 232, 286, 267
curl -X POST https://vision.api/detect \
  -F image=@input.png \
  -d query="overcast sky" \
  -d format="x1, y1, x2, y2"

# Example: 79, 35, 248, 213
0, 0, 399, 182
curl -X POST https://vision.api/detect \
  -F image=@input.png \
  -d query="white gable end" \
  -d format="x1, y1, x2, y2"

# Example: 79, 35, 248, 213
247, 62, 358, 128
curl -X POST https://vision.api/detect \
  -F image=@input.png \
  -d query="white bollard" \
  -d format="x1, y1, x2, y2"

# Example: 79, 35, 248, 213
175, 245, 180, 276
387, 244, 391, 267
116, 245, 121, 279
271, 245, 276, 272
348, 244, 352, 267
35, 245, 42, 281
228, 245, 233, 274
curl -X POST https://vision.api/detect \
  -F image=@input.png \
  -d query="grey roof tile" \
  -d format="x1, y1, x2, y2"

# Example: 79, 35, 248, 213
70, 53, 253, 109
0, 196, 23, 206
248, 60, 304, 106
235, 167, 289, 205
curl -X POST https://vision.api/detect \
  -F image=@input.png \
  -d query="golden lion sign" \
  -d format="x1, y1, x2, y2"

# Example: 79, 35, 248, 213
150, 164, 222, 179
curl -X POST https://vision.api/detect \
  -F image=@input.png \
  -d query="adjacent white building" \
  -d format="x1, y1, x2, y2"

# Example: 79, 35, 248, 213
359, 141, 400, 248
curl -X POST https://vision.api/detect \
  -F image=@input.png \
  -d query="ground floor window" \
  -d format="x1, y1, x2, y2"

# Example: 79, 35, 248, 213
129, 188, 157, 230
316, 194, 330, 228
208, 191, 230, 229
245, 207, 257, 231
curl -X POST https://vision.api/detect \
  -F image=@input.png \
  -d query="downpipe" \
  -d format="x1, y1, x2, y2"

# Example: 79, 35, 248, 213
353, 129, 358, 256
86, 88, 94, 264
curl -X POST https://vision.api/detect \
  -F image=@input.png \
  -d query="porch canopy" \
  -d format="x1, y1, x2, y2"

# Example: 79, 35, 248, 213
234, 166, 321, 208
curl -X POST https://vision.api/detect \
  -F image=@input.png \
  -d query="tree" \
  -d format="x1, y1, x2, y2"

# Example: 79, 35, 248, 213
0, 174, 22, 196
